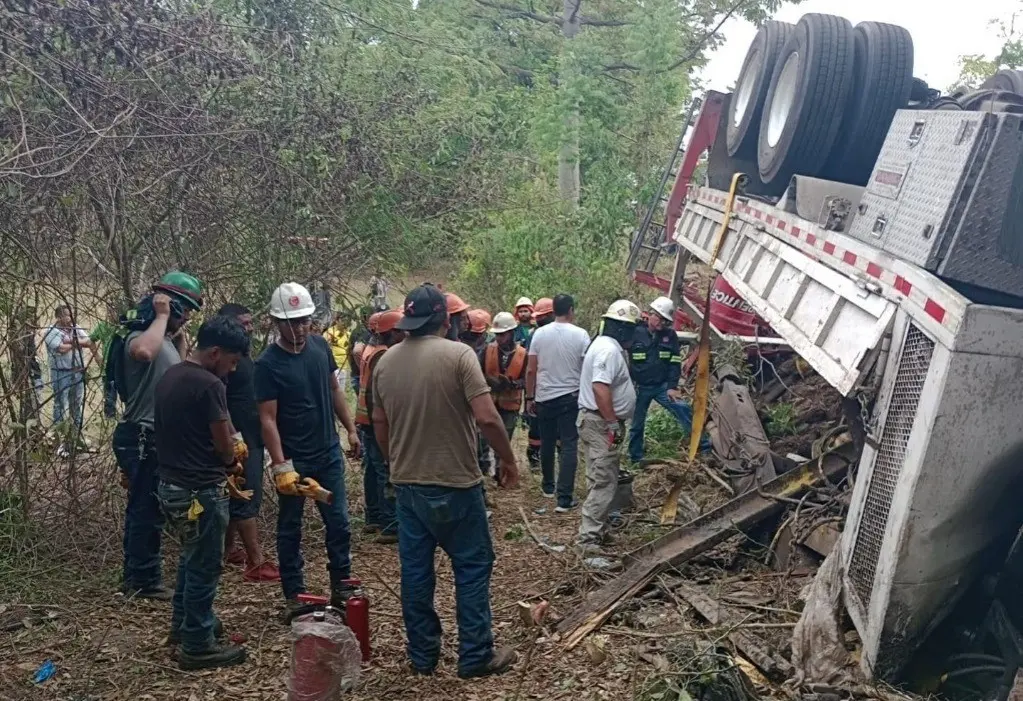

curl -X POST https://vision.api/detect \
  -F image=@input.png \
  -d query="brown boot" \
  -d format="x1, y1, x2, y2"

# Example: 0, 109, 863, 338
457, 646, 518, 679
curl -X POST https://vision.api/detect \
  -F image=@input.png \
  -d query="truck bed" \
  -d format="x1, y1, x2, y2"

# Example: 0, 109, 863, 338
673, 187, 974, 395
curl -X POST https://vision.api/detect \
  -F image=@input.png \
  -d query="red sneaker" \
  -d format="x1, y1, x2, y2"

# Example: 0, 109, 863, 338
243, 561, 281, 583
225, 548, 246, 566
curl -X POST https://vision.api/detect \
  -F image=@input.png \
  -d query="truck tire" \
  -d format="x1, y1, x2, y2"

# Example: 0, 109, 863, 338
757, 14, 855, 187
981, 69, 1023, 94
820, 22, 913, 185
726, 21, 794, 159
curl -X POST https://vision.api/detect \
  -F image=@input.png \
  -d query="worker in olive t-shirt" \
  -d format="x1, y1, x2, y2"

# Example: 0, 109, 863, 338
371, 283, 519, 680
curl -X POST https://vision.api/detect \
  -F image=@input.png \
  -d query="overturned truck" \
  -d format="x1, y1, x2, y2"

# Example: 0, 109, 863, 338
624, 11, 1023, 692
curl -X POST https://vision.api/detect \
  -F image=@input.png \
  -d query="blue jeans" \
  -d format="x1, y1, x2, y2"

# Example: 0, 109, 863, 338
627, 383, 705, 463
51, 367, 84, 428
360, 427, 396, 534
278, 444, 351, 599
159, 481, 228, 654
395, 484, 495, 674
113, 423, 164, 590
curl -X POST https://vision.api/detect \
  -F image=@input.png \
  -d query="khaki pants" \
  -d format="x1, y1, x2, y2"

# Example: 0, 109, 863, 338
577, 410, 623, 546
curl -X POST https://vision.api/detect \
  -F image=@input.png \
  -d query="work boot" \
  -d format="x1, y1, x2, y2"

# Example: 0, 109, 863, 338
330, 581, 359, 608
361, 523, 381, 536
125, 585, 173, 601
457, 646, 518, 679
168, 617, 225, 646
374, 532, 399, 545
177, 643, 246, 671
243, 561, 281, 583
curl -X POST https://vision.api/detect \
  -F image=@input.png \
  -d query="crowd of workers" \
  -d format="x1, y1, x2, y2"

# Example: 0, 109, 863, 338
97, 270, 702, 678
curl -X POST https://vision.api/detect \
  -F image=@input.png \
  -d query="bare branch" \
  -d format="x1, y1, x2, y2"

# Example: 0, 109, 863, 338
474, 0, 560, 25
660, 0, 751, 73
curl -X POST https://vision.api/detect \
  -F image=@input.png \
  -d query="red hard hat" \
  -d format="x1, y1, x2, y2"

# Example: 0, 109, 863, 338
376, 310, 404, 334
467, 308, 492, 334
367, 312, 382, 334
533, 297, 554, 317
445, 292, 470, 315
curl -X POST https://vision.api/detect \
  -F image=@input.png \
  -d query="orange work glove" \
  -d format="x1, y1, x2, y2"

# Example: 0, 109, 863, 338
232, 432, 249, 464
227, 475, 253, 501
272, 460, 301, 496
297, 477, 333, 504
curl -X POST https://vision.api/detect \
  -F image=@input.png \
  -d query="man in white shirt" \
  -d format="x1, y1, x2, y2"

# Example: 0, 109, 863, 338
525, 294, 591, 511
44, 305, 93, 431
576, 300, 640, 554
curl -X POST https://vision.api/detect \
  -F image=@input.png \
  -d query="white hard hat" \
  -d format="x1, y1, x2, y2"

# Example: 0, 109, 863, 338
603, 299, 641, 324
515, 296, 534, 309
490, 311, 519, 334
269, 282, 317, 319
650, 296, 675, 322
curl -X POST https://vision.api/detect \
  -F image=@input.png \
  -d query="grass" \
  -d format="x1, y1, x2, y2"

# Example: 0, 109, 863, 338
642, 406, 691, 461
763, 402, 804, 438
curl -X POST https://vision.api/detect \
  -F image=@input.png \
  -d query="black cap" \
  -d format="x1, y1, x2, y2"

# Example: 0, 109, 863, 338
396, 283, 448, 331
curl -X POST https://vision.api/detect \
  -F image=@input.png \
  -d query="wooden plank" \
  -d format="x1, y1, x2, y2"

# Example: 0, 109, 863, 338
555, 448, 852, 646
675, 582, 794, 679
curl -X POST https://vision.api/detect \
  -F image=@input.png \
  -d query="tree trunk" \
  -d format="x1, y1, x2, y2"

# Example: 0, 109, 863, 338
558, 0, 581, 211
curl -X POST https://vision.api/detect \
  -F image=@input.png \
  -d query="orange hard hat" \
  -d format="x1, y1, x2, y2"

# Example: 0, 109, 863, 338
534, 297, 554, 317
467, 308, 492, 334
377, 310, 404, 334
367, 312, 383, 333
445, 292, 470, 315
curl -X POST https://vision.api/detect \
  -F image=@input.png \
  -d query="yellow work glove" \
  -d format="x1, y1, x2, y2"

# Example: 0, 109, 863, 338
232, 432, 249, 463
227, 474, 253, 501
272, 460, 301, 496
297, 477, 333, 504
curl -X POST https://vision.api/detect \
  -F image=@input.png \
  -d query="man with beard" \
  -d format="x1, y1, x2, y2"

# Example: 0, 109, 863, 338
113, 271, 203, 600
480, 312, 526, 443
256, 283, 362, 612
512, 298, 534, 347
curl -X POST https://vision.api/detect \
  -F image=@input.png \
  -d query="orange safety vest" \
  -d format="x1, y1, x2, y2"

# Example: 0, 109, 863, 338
484, 343, 526, 412
355, 344, 387, 426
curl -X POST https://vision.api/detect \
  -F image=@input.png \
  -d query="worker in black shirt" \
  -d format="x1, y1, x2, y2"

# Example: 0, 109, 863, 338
154, 315, 250, 670
255, 283, 361, 614
627, 296, 706, 464
218, 304, 280, 583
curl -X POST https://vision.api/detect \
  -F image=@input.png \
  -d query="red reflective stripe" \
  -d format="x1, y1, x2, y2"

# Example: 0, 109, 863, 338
806, 234, 816, 246
895, 276, 912, 295
823, 242, 836, 255
866, 262, 882, 278
843, 251, 857, 266
925, 299, 946, 323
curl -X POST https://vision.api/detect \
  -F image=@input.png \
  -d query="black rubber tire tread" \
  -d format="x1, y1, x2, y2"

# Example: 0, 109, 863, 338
820, 22, 914, 185
981, 69, 1023, 94
757, 13, 856, 186
726, 21, 795, 159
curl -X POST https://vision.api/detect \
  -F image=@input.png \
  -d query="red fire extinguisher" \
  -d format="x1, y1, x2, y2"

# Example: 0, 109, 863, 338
288, 601, 358, 701
342, 578, 372, 662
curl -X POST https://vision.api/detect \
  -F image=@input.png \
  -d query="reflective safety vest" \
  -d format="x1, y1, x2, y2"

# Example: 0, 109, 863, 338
484, 343, 526, 412
355, 344, 387, 426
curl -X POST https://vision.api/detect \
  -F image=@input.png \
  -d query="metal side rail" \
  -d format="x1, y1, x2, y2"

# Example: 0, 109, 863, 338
671, 188, 975, 395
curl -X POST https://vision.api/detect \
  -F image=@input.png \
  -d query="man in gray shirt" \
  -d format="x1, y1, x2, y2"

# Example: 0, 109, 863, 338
525, 294, 591, 511
112, 272, 202, 600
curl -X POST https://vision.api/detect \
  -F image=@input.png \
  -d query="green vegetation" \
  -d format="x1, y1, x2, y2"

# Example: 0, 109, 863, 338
763, 402, 803, 438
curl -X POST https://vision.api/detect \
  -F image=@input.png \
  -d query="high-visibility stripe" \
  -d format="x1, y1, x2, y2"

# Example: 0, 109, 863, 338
658, 351, 671, 359
670, 356, 681, 364
631, 352, 647, 360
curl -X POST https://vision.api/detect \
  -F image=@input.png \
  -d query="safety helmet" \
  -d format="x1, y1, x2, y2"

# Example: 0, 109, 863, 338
490, 311, 518, 334
649, 296, 675, 322
376, 310, 404, 334
515, 297, 534, 310
153, 271, 203, 311
467, 308, 492, 334
445, 292, 470, 315
269, 282, 317, 320
603, 299, 641, 324
367, 311, 383, 334
533, 297, 554, 317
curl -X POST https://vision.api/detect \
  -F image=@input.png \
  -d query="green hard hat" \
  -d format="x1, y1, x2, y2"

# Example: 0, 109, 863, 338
153, 271, 203, 310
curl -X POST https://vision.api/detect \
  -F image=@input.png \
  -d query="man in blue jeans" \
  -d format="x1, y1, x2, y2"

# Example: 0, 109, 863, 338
43, 305, 93, 434
154, 315, 249, 669
627, 296, 707, 463
372, 283, 520, 679
255, 282, 361, 614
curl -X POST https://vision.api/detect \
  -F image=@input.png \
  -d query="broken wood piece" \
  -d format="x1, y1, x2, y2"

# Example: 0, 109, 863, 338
518, 506, 566, 557
555, 447, 852, 649
700, 462, 736, 496
675, 582, 794, 680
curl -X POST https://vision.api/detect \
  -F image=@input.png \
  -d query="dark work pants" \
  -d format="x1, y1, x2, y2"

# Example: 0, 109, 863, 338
537, 392, 579, 507
113, 422, 164, 591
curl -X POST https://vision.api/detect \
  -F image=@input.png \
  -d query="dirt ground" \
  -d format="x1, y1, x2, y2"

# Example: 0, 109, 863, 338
0, 413, 819, 701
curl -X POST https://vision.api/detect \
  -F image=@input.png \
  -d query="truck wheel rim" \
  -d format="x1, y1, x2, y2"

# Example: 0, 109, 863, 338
733, 50, 761, 127
767, 52, 800, 148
